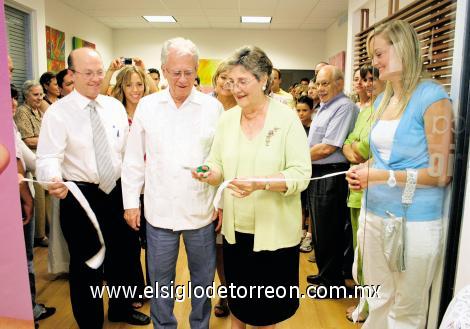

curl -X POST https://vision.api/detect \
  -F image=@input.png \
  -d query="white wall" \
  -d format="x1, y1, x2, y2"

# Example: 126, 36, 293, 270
44, 0, 113, 69
112, 29, 325, 72
324, 14, 348, 61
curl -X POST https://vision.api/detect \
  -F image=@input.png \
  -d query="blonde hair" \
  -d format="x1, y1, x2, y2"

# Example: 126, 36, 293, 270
367, 20, 424, 120
212, 61, 230, 89
111, 66, 150, 107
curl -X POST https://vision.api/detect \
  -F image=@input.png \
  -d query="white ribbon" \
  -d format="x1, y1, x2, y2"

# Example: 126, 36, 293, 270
22, 179, 105, 269
213, 170, 348, 208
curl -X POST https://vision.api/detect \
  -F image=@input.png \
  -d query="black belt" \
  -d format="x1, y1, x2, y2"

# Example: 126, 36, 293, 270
68, 181, 99, 188
311, 163, 349, 170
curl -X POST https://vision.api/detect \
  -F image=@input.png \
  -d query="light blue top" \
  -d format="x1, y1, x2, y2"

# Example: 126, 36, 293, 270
366, 81, 450, 221
307, 93, 359, 164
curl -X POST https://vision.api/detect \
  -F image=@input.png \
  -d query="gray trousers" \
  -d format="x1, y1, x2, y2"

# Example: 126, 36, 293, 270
146, 222, 216, 329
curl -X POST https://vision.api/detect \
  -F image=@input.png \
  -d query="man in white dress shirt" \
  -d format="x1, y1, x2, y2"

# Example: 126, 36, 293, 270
36, 47, 150, 328
121, 38, 223, 329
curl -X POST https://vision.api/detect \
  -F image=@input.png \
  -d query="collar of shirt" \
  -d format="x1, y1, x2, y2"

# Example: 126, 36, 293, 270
70, 89, 105, 110
22, 103, 42, 118
318, 92, 346, 112
160, 88, 203, 108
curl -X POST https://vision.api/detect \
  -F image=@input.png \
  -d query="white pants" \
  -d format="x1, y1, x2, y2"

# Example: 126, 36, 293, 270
357, 210, 442, 329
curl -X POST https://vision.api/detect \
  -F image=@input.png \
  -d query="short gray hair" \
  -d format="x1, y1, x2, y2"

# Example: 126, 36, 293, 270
225, 46, 273, 95
332, 66, 344, 81
161, 37, 199, 65
318, 65, 344, 81
22, 80, 42, 99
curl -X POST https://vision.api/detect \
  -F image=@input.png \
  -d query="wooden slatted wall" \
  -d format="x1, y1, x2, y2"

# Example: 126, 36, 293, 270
354, 0, 457, 90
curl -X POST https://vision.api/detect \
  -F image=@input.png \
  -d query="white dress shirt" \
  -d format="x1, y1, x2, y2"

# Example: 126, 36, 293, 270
36, 89, 129, 183
121, 89, 223, 231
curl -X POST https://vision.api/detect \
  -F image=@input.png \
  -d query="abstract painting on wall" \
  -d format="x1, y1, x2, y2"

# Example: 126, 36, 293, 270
72, 36, 96, 50
46, 26, 65, 73
197, 59, 221, 93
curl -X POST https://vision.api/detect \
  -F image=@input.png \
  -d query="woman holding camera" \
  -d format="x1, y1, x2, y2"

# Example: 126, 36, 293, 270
100, 57, 158, 96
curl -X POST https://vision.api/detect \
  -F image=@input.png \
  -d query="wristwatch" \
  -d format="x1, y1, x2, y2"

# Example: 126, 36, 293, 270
387, 170, 397, 188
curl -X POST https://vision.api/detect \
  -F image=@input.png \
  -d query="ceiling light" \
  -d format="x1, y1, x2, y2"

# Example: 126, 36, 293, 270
241, 16, 272, 24
143, 16, 177, 23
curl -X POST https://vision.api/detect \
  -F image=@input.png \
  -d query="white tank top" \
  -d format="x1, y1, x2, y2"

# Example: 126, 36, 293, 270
370, 119, 400, 163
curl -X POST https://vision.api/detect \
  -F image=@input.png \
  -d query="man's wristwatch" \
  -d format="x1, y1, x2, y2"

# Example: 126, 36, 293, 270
387, 170, 397, 188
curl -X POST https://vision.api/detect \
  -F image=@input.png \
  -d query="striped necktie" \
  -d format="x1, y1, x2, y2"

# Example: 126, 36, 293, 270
88, 101, 116, 194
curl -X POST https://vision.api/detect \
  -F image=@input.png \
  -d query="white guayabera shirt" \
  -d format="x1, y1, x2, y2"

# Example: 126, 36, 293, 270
121, 88, 223, 231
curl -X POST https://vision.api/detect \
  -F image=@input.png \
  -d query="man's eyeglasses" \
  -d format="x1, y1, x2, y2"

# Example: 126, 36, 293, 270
71, 69, 105, 80
224, 77, 256, 90
314, 81, 332, 88
166, 69, 196, 79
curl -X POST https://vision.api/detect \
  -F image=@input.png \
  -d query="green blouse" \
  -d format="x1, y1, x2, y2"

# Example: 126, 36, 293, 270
343, 105, 374, 208
206, 99, 312, 251
233, 132, 259, 234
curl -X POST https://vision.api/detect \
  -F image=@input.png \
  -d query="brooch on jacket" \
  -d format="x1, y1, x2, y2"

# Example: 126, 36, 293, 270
265, 128, 280, 146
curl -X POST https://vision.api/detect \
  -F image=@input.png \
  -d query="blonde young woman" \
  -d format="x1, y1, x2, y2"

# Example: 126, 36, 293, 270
346, 20, 453, 329
111, 66, 152, 123
212, 61, 237, 110
101, 57, 158, 97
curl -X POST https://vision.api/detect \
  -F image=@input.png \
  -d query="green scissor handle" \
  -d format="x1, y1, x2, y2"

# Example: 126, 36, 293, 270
196, 165, 210, 173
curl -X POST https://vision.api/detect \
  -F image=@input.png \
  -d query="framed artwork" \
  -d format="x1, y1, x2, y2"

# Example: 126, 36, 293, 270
72, 36, 96, 50
197, 59, 221, 93
329, 51, 346, 72
46, 26, 65, 73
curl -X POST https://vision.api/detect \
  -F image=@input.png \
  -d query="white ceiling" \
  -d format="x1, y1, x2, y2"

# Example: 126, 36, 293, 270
57, 0, 349, 30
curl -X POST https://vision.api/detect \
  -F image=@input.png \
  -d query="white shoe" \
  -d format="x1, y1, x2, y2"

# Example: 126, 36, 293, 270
299, 237, 312, 253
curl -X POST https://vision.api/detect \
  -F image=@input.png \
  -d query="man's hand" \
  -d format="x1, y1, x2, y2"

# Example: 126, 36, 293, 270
22, 196, 33, 225
48, 178, 68, 199
124, 208, 141, 231
191, 165, 212, 183
213, 208, 223, 233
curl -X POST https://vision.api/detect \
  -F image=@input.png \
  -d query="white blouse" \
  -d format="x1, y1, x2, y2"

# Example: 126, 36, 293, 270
370, 119, 400, 163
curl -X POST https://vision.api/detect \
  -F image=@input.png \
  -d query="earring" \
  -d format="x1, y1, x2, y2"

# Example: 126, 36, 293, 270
262, 85, 266, 91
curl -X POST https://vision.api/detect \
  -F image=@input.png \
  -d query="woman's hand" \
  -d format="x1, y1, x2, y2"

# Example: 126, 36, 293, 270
346, 164, 370, 190
108, 58, 123, 72
351, 142, 366, 163
227, 177, 259, 198
133, 57, 146, 71
213, 209, 223, 233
